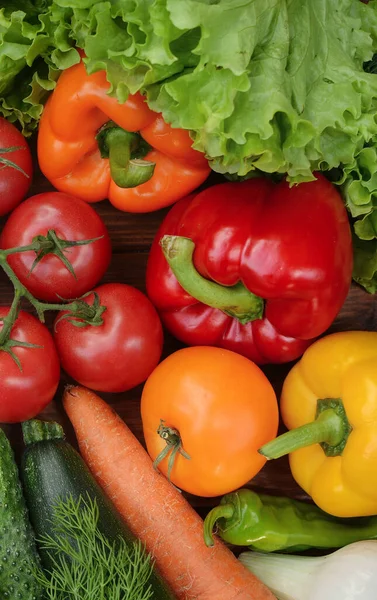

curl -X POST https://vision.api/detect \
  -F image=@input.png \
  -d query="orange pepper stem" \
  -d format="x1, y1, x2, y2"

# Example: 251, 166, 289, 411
160, 235, 264, 325
97, 126, 155, 188
259, 398, 352, 460
153, 419, 191, 482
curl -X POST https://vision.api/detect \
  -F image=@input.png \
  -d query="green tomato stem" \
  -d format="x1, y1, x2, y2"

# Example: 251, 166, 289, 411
0, 288, 22, 346
0, 235, 108, 353
3, 241, 52, 256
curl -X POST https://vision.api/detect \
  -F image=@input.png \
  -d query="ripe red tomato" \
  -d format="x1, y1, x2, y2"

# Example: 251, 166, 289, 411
53, 283, 164, 393
0, 192, 112, 302
0, 309, 60, 423
0, 118, 33, 215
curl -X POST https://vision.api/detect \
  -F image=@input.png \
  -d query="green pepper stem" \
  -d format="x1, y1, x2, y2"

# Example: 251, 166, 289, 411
160, 235, 264, 324
259, 401, 351, 460
203, 504, 235, 547
105, 128, 155, 188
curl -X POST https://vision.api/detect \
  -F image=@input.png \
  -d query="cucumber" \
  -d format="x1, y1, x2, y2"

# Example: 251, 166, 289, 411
0, 427, 43, 600
21, 419, 175, 600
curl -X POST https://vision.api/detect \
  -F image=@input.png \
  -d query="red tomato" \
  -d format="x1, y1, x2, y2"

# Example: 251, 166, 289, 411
53, 283, 164, 393
0, 118, 33, 215
0, 309, 60, 423
0, 192, 111, 302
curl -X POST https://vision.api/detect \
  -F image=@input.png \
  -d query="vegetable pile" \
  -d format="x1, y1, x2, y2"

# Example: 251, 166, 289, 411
2, 0, 377, 288
1, 2, 377, 599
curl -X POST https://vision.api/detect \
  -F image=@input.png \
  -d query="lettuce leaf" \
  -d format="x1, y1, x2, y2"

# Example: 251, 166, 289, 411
0, 1, 80, 134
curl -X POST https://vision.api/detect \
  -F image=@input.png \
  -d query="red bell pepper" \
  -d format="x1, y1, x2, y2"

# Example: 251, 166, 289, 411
146, 174, 353, 364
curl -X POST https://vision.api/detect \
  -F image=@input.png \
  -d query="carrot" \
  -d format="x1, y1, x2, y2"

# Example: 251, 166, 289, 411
63, 385, 276, 600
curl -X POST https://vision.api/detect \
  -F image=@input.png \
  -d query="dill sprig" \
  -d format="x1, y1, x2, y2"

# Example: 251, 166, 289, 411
34, 495, 154, 600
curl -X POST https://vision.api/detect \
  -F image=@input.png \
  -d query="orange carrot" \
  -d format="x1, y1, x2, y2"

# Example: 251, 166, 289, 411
63, 385, 276, 600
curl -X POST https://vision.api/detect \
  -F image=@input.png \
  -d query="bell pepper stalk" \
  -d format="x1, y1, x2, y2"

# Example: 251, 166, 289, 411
260, 398, 351, 459
0, 234, 107, 369
203, 488, 377, 552
259, 330, 377, 517
146, 174, 353, 365
95, 122, 155, 188
239, 541, 377, 600
37, 59, 210, 213
160, 235, 264, 324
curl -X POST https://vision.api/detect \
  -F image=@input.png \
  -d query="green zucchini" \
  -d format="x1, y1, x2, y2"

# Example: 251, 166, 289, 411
21, 419, 175, 600
0, 427, 43, 600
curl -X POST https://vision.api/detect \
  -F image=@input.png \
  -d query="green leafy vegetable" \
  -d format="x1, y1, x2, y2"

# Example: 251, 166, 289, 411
0, 0, 80, 134
35, 494, 154, 600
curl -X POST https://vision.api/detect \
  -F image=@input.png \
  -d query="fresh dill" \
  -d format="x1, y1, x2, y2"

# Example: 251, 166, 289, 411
34, 495, 154, 600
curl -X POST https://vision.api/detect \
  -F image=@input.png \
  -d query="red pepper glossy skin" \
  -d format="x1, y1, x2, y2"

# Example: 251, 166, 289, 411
146, 174, 353, 364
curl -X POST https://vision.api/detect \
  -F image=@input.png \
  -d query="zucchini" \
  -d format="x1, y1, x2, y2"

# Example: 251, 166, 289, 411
0, 427, 42, 600
21, 419, 175, 600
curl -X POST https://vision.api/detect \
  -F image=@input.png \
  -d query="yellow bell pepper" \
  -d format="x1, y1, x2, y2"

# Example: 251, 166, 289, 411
259, 331, 377, 518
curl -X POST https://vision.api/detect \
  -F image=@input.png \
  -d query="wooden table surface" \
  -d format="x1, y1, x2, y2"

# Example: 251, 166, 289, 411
1, 137, 377, 516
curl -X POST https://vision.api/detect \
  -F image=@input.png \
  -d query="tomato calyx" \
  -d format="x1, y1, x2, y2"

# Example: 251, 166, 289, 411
30, 229, 104, 279
54, 291, 107, 329
0, 145, 30, 178
4, 229, 104, 280
0, 337, 42, 371
153, 419, 191, 480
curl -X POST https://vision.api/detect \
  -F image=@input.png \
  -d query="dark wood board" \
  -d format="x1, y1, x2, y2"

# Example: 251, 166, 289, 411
1, 137, 376, 518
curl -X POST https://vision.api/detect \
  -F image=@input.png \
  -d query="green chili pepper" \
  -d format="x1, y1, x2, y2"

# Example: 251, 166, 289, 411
203, 489, 377, 552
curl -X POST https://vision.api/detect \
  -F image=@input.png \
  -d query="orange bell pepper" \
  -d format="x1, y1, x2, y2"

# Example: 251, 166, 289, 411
37, 60, 210, 213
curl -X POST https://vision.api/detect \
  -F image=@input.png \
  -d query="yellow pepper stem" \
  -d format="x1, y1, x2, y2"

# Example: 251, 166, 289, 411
259, 399, 352, 460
